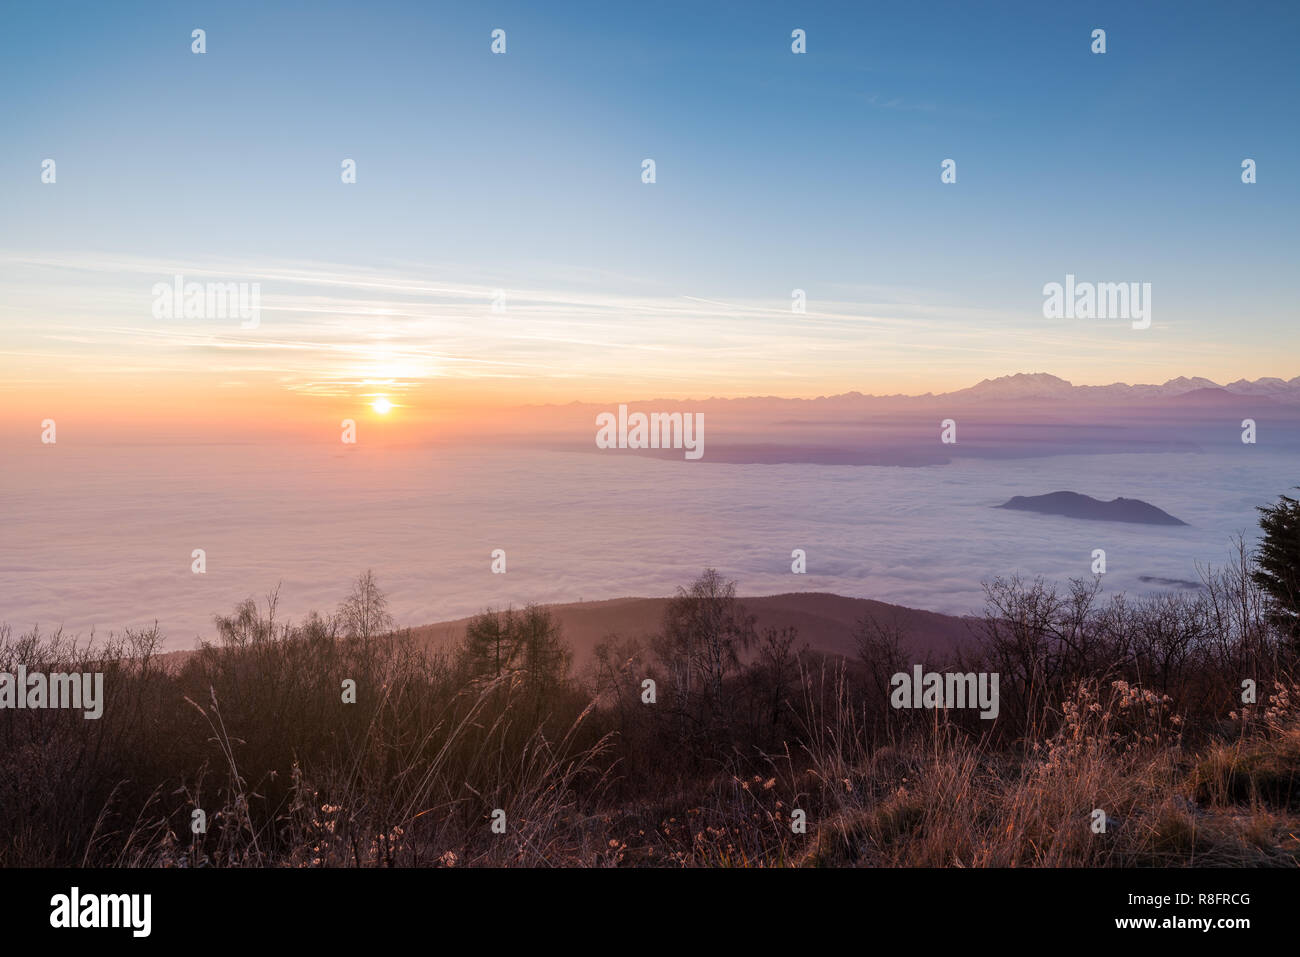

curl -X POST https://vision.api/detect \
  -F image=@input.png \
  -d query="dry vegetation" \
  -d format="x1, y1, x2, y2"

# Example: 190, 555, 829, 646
2, 551, 1297, 868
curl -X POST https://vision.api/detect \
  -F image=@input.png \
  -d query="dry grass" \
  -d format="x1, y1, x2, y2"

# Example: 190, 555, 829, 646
3, 576, 1298, 868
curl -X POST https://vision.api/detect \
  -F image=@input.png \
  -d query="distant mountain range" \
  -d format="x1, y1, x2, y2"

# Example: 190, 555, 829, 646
943, 372, 1300, 403
529, 373, 1300, 414
511, 373, 1300, 412
492, 371, 1300, 467
995, 491, 1188, 526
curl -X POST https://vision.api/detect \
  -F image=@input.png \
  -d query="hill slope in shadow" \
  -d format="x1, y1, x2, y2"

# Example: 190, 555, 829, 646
408, 592, 975, 669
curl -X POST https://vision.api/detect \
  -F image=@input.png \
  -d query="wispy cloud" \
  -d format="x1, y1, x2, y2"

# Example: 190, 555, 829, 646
0, 251, 1284, 404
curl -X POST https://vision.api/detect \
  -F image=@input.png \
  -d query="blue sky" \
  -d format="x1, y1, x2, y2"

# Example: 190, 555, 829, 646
1, 0, 1297, 403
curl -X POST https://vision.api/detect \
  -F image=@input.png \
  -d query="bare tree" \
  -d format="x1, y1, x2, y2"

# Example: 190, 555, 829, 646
213, 585, 283, 648
853, 611, 910, 705
755, 625, 803, 744
654, 568, 757, 740
337, 570, 394, 645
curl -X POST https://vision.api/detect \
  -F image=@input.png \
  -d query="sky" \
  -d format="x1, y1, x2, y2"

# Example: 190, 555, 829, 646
1, 0, 1297, 437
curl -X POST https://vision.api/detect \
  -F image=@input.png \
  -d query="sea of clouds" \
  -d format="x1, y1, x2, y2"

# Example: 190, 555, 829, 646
1, 443, 1292, 650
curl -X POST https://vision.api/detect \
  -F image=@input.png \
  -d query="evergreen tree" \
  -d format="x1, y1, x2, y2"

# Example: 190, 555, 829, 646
514, 605, 572, 694
1254, 489, 1300, 648
458, 605, 571, 691
460, 608, 522, 679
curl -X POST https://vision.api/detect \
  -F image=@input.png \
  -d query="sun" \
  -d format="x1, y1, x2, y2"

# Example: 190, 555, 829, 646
371, 396, 392, 415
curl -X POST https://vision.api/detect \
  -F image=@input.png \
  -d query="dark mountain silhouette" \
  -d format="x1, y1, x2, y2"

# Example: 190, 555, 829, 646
995, 491, 1188, 526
